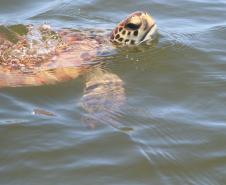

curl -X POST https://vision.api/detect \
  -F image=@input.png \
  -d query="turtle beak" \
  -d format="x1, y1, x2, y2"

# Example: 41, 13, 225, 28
139, 23, 157, 43
138, 13, 157, 44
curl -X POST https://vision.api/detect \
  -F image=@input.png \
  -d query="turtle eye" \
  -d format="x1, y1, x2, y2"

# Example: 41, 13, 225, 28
125, 23, 141, 30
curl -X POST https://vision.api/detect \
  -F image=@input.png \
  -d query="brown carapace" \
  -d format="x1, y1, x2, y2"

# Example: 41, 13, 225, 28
110, 11, 157, 45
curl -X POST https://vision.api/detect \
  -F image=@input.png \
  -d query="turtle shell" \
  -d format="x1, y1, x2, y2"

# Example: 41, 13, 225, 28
0, 24, 113, 87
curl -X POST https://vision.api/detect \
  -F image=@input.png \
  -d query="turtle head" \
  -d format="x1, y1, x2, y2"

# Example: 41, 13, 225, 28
110, 11, 157, 45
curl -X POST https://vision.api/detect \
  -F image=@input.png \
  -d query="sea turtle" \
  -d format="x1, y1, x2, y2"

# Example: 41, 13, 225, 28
0, 11, 157, 126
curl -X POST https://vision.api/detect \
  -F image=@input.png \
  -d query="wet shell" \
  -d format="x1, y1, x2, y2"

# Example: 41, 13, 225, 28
0, 25, 112, 87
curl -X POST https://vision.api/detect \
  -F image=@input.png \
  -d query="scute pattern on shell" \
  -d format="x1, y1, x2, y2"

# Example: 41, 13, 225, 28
0, 25, 113, 87
0, 25, 64, 72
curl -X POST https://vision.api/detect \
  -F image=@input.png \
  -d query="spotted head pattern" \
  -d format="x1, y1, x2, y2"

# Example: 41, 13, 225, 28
110, 11, 157, 45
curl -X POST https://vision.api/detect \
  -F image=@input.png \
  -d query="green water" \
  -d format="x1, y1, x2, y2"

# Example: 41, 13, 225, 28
1, 0, 226, 185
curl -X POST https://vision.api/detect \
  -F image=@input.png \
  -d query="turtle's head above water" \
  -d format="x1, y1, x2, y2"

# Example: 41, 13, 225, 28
110, 11, 157, 46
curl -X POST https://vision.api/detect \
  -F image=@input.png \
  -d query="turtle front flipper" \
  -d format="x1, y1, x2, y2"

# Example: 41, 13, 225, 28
81, 68, 126, 128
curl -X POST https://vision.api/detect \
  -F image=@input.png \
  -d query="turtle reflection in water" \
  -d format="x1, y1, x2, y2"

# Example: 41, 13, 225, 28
0, 11, 157, 127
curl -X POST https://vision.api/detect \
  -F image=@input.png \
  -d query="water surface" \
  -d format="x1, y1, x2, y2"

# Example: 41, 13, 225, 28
1, 0, 226, 185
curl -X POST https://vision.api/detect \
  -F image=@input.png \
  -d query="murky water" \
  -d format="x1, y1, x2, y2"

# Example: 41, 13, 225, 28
1, 0, 226, 184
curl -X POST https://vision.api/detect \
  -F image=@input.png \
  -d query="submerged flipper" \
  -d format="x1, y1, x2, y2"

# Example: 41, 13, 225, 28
81, 68, 126, 128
